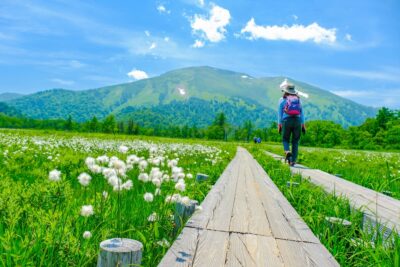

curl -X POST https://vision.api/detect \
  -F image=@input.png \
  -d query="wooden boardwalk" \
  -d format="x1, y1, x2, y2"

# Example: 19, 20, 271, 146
265, 151, 400, 234
159, 147, 338, 267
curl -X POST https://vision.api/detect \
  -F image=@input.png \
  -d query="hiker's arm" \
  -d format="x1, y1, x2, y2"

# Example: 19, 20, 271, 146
278, 99, 284, 125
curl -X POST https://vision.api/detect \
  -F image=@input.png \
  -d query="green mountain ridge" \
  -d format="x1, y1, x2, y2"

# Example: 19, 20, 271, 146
4, 66, 377, 127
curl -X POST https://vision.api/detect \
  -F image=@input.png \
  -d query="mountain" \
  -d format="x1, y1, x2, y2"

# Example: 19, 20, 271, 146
0, 93, 23, 102
5, 66, 377, 127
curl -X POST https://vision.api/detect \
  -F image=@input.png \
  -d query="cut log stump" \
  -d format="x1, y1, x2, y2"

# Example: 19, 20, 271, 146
97, 238, 143, 267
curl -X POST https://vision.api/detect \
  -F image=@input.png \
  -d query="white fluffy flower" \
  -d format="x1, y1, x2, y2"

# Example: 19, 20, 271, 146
156, 238, 170, 248
89, 164, 102, 174
144, 192, 154, 202
102, 168, 117, 179
83, 231, 92, 239
119, 145, 129, 154
147, 212, 158, 222
138, 173, 149, 182
152, 178, 161, 188
139, 160, 148, 170
121, 180, 133, 190
186, 173, 193, 179
126, 155, 139, 165
78, 172, 92, 187
80, 205, 94, 217
180, 196, 191, 206
96, 155, 109, 164
85, 157, 96, 167
102, 191, 108, 199
49, 169, 61, 182
108, 175, 121, 188
175, 181, 186, 192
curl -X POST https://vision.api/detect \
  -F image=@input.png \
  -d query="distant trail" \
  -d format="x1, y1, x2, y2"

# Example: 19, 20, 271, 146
159, 147, 338, 267
265, 151, 400, 235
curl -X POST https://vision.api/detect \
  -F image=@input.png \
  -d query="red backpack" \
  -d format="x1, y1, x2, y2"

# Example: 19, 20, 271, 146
284, 95, 302, 116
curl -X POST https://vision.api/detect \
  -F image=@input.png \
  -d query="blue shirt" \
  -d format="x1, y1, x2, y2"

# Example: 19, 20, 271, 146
278, 97, 305, 124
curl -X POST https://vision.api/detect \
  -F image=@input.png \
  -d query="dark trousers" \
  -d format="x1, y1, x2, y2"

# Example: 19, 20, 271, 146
282, 117, 301, 162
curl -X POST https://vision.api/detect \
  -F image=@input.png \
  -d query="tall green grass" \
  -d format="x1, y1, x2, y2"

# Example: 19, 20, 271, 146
0, 130, 234, 266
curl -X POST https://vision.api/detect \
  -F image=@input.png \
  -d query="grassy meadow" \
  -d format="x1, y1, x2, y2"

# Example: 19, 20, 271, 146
0, 129, 399, 266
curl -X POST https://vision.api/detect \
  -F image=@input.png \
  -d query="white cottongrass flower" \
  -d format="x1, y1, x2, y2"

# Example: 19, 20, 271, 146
108, 175, 121, 188
83, 231, 92, 239
81, 205, 94, 217
152, 178, 161, 188
102, 191, 108, 199
180, 196, 191, 206
144, 192, 154, 202
78, 172, 92, 187
85, 157, 96, 167
186, 173, 193, 179
49, 169, 61, 182
156, 238, 170, 248
147, 212, 158, 222
102, 168, 117, 179
126, 155, 139, 165
88, 164, 102, 174
139, 160, 148, 170
121, 180, 133, 190
175, 181, 186, 192
138, 173, 149, 182
96, 155, 109, 164
119, 145, 129, 154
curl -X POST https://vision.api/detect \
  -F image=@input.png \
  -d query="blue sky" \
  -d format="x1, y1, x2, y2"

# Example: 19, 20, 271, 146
0, 0, 399, 108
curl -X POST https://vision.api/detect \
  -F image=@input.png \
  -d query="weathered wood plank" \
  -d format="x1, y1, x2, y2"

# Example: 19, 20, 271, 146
225, 233, 284, 267
192, 230, 229, 267
229, 156, 272, 236
276, 239, 339, 267
158, 227, 202, 267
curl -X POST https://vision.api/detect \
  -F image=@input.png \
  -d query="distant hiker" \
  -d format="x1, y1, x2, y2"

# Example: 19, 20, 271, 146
254, 137, 258, 144
257, 137, 261, 143
278, 82, 306, 166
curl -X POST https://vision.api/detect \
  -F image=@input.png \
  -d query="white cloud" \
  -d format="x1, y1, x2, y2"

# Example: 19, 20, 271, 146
127, 69, 149, 80
164, 36, 170, 42
157, 5, 170, 14
51, 78, 74, 86
192, 39, 204, 48
345, 33, 352, 41
241, 18, 337, 44
198, 0, 205, 6
190, 5, 231, 43
331, 89, 400, 108
149, 42, 157, 50
145, 30, 150, 37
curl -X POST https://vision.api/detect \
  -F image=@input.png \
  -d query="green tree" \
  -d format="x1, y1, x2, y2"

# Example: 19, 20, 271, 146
102, 115, 117, 134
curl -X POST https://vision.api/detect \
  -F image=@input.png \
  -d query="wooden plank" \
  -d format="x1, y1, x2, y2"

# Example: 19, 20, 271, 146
187, 155, 238, 229
206, 155, 241, 232
192, 230, 229, 267
229, 156, 272, 236
158, 227, 202, 267
225, 233, 284, 267
276, 239, 339, 267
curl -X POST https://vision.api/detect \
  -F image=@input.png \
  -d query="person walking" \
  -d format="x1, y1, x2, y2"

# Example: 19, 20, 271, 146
278, 82, 306, 166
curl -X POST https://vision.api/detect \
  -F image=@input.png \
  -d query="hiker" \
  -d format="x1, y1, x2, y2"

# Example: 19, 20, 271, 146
278, 82, 306, 166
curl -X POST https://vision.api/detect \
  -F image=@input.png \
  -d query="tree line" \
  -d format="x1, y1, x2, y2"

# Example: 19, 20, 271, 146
0, 107, 399, 150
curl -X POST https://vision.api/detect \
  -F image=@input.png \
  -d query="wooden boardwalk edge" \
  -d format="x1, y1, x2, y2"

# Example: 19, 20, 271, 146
158, 147, 339, 267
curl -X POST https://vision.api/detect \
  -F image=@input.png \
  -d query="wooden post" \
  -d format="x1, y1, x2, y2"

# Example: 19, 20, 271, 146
174, 200, 198, 233
196, 173, 209, 182
286, 181, 300, 187
97, 238, 143, 267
